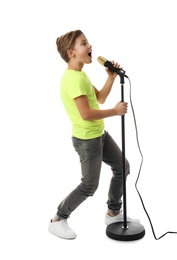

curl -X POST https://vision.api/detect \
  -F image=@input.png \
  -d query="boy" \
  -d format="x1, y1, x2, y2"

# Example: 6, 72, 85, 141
48, 30, 138, 239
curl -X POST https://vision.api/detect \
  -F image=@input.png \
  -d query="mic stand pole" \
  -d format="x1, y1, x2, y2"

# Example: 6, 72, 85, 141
106, 73, 145, 241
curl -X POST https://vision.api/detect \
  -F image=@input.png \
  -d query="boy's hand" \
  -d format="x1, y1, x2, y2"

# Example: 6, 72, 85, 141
105, 61, 122, 78
114, 101, 128, 115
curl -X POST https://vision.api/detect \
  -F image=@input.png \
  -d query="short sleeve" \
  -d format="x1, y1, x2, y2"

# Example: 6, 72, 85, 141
68, 75, 88, 99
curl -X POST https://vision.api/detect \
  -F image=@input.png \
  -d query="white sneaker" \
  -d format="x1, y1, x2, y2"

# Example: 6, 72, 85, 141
105, 212, 140, 226
48, 219, 77, 239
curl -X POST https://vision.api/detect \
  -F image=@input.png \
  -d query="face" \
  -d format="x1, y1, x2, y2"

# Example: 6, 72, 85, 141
70, 34, 92, 65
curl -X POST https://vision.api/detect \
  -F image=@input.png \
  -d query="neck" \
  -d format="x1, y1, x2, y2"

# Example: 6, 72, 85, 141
67, 61, 84, 71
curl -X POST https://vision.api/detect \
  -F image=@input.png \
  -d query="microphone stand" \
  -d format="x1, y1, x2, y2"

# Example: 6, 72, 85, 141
106, 73, 145, 241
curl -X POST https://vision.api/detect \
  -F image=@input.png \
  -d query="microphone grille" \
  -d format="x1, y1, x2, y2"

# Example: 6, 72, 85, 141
97, 56, 107, 66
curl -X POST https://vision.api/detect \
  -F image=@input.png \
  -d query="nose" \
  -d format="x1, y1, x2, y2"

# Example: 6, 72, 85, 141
88, 42, 92, 48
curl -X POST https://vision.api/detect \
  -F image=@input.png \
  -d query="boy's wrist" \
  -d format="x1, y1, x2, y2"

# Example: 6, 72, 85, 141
107, 74, 117, 81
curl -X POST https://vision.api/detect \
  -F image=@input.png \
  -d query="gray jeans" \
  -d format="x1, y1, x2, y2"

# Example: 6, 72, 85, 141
57, 131, 130, 219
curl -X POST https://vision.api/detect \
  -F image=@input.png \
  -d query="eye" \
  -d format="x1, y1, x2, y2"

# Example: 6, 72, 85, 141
81, 39, 89, 46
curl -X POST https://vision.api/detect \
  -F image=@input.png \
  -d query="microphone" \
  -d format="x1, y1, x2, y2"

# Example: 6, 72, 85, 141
97, 56, 128, 78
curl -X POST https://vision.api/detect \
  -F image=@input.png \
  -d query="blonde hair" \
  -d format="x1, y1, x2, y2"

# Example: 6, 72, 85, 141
56, 30, 83, 63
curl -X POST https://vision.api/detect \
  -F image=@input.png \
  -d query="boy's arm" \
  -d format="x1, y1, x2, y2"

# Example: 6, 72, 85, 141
94, 75, 116, 104
94, 62, 121, 104
74, 95, 127, 121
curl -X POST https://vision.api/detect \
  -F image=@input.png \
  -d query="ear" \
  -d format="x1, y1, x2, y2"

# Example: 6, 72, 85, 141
67, 49, 75, 59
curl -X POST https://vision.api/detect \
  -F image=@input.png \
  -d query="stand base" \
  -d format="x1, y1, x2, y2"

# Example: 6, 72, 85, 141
106, 222, 145, 241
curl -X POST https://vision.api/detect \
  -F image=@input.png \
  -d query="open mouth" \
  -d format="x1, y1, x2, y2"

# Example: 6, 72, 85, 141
88, 51, 92, 57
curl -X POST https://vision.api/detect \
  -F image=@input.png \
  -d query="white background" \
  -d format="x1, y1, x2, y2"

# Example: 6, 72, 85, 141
0, 0, 177, 259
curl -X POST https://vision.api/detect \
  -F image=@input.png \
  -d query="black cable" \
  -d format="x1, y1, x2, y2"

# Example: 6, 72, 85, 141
127, 76, 177, 240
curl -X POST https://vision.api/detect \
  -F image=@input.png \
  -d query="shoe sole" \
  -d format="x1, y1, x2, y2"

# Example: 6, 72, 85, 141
48, 228, 77, 240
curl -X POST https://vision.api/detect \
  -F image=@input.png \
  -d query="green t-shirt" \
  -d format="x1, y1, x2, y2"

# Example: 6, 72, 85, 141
60, 69, 104, 139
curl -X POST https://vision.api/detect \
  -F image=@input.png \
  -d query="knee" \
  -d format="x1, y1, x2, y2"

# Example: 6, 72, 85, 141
112, 158, 130, 177
78, 182, 98, 197
125, 159, 130, 176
